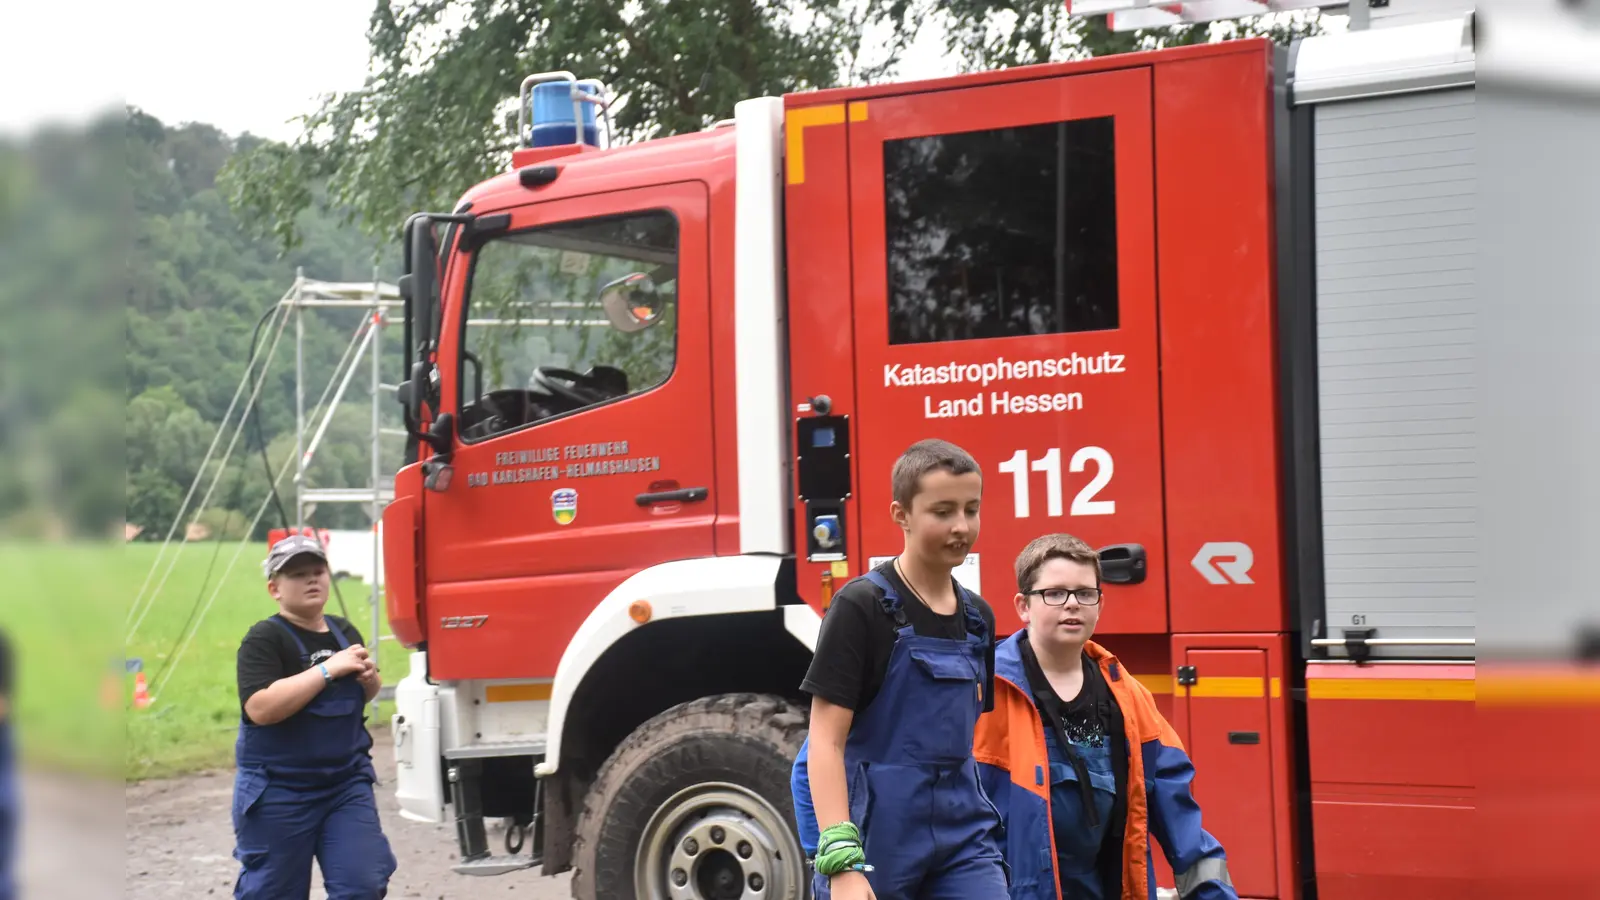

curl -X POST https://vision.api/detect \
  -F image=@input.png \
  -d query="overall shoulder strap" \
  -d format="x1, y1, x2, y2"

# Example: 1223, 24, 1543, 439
325, 617, 351, 649
955, 583, 988, 639
268, 615, 311, 658
954, 583, 997, 714
861, 569, 909, 628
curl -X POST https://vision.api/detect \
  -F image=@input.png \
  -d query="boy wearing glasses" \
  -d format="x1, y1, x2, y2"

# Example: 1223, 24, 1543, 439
972, 534, 1237, 900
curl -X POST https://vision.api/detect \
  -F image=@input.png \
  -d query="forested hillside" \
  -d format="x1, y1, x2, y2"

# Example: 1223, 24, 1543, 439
0, 110, 414, 541
124, 109, 411, 540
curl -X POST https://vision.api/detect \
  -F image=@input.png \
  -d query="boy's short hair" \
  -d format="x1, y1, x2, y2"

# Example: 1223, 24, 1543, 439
1015, 533, 1102, 593
891, 439, 981, 509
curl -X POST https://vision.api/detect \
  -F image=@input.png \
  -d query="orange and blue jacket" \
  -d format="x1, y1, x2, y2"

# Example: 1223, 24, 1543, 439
973, 634, 1237, 900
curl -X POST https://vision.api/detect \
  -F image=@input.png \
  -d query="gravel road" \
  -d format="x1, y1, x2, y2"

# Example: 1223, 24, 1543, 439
15, 766, 123, 899
123, 726, 572, 899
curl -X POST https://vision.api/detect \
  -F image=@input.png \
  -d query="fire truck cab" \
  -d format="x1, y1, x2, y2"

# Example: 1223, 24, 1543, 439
383, 5, 1480, 899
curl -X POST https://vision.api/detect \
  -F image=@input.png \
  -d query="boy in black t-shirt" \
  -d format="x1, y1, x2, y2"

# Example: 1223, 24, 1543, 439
237, 609, 370, 723
229, 536, 396, 899
791, 438, 1009, 900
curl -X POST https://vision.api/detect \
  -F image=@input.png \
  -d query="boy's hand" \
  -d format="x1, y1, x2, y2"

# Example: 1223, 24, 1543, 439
326, 644, 371, 679
830, 871, 876, 900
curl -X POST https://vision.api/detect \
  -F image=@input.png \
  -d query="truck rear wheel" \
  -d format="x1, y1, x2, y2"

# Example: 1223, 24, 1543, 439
570, 693, 810, 900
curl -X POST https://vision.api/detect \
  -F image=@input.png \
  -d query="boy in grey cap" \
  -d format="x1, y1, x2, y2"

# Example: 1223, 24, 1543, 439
229, 535, 396, 899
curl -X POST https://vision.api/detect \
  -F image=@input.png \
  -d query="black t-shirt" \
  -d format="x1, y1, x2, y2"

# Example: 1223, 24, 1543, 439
1019, 640, 1115, 751
800, 559, 997, 715
236, 615, 365, 724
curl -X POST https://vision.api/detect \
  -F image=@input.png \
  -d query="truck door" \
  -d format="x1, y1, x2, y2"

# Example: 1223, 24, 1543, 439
846, 68, 1167, 632
423, 182, 715, 680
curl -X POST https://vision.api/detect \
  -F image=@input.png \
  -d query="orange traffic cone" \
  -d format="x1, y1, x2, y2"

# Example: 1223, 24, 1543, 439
132, 671, 152, 709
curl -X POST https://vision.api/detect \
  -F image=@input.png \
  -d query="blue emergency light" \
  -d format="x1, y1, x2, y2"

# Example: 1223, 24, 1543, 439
528, 81, 601, 148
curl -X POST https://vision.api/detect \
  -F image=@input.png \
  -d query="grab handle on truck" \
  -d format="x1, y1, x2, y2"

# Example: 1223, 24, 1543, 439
635, 487, 709, 506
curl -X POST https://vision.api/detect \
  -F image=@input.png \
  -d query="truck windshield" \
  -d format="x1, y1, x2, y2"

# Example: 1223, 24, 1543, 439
457, 209, 678, 443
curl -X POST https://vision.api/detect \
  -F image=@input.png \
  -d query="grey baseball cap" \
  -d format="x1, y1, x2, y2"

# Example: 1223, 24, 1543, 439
263, 534, 328, 577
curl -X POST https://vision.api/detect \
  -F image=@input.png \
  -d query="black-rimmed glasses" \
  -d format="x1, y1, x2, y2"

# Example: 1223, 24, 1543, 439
1024, 587, 1102, 607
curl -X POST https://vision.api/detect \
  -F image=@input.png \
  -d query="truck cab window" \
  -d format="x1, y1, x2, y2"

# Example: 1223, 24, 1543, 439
456, 210, 678, 443
884, 115, 1119, 345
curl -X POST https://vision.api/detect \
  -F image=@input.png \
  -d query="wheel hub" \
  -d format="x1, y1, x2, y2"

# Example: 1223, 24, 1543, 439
636, 783, 802, 900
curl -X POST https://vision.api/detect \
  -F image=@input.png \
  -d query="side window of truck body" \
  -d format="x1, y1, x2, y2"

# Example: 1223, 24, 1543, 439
883, 116, 1121, 345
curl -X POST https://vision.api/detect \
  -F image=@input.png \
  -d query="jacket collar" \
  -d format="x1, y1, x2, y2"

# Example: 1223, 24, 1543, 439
994, 631, 1126, 707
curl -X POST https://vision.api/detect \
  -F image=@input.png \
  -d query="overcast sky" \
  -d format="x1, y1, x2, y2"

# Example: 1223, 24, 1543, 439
2, 0, 376, 141
2, 0, 985, 142
2, 1, 1346, 143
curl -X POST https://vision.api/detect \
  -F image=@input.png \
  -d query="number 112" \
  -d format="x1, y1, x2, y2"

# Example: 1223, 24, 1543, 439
997, 447, 1115, 518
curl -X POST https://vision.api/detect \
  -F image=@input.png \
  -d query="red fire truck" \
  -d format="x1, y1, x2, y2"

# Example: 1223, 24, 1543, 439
381, 7, 1479, 899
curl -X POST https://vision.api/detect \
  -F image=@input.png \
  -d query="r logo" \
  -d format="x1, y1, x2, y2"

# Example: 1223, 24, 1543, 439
1191, 542, 1254, 585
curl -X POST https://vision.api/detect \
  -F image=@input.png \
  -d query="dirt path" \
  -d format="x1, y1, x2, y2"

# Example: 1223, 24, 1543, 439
15, 767, 123, 900
124, 726, 572, 899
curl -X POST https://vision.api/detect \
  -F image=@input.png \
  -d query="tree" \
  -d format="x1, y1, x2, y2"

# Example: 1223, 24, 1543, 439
937, 1, 1327, 72
113, 109, 407, 542
222, 0, 922, 254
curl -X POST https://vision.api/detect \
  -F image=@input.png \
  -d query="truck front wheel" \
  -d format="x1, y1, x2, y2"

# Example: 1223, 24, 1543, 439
571, 693, 810, 900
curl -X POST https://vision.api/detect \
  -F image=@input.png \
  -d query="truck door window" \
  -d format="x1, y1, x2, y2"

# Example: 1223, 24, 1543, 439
456, 209, 678, 443
884, 116, 1118, 345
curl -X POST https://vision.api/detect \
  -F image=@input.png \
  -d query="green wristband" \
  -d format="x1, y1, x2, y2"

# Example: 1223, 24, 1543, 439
814, 823, 868, 877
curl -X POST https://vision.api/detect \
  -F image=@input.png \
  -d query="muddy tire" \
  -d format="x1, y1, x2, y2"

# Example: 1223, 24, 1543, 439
570, 693, 810, 900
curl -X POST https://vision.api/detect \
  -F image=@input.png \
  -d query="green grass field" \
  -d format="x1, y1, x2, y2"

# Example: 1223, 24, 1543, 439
1, 543, 125, 779
0, 541, 409, 781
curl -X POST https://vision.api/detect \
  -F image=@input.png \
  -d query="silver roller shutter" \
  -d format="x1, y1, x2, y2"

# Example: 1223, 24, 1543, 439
1311, 87, 1476, 660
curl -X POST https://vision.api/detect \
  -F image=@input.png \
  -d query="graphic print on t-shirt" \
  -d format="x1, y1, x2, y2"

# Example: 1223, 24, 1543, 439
1061, 685, 1108, 751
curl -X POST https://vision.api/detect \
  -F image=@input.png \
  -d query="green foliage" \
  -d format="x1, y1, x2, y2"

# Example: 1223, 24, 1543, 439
0, 116, 125, 539
220, 0, 1326, 257
220, 0, 922, 252
121, 109, 418, 539
937, 2, 1327, 71
0, 110, 415, 541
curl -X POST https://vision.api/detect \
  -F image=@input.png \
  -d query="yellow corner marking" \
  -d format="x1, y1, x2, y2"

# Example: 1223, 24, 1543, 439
785, 103, 859, 186
1133, 674, 1173, 695
485, 682, 554, 703
1144, 673, 1479, 702
1477, 672, 1600, 707
1307, 678, 1474, 702
1176, 677, 1270, 699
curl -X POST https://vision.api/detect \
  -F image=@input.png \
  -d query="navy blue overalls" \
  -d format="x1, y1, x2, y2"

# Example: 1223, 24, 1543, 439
0, 713, 15, 900
231, 615, 397, 899
1043, 709, 1118, 898
791, 569, 1009, 900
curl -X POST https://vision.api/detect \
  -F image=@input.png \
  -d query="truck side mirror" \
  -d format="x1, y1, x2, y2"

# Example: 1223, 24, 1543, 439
599, 272, 665, 333
1097, 543, 1147, 585
421, 413, 455, 492
395, 362, 438, 439
403, 215, 441, 346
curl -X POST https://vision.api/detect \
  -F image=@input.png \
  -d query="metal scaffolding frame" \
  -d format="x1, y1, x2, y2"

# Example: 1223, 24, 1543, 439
282, 270, 405, 708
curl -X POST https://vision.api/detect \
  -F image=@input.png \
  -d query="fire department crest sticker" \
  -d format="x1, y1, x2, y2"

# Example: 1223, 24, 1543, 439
551, 488, 578, 525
